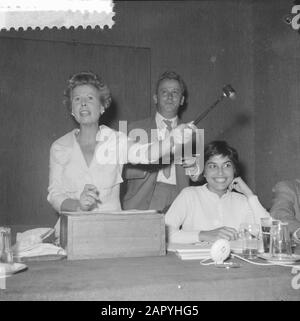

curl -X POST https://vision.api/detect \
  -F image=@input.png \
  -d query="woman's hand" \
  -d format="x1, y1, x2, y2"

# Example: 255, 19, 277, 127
199, 227, 239, 242
79, 184, 101, 211
229, 177, 254, 198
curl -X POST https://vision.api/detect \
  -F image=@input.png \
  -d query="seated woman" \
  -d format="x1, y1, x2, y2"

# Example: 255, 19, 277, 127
270, 180, 300, 243
165, 140, 270, 244
47, 71, 193, 223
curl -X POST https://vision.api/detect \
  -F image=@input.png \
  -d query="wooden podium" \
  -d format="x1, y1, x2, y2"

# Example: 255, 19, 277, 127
60, 210, 166, 260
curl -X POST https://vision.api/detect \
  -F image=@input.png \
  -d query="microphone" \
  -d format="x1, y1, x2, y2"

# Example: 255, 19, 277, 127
192, 84, 236, 126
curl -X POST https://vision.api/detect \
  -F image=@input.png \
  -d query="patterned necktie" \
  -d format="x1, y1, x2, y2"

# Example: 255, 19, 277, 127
162, 119, 173, 179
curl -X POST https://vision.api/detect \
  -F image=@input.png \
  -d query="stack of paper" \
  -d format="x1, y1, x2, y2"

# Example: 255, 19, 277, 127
168, 239, 248, 260
12, 228, 66, 261
167, 242, 212, 260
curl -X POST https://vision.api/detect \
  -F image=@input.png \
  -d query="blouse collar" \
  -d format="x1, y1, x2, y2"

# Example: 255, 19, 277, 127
73, 125, 107, 142
203, 183, 231, 199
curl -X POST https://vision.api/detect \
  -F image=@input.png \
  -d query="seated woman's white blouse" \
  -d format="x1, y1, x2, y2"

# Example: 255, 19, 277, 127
47, 125, 153, 213
165, 184, 270, 244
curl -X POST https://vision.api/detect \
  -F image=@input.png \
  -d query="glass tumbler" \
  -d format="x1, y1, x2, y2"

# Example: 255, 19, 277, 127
240, 223, 260, 259
269, 221, 292, 259
0, 227, 13, 263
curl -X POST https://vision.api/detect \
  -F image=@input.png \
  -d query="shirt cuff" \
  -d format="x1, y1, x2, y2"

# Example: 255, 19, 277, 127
186, 162, 201, 177
48, 193, 70, 213
293, 227, 300, 243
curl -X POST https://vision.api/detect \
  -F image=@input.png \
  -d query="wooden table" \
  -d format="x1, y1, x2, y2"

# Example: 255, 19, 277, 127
1, 253, 300, 301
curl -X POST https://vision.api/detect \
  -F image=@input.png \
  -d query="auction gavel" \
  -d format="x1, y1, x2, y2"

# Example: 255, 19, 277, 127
178, 84, 236, 166
191, 84, 236, 125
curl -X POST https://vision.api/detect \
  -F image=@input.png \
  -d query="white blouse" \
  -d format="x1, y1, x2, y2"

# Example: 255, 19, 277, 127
47, 125, 152, 213
165, 184, 270, 244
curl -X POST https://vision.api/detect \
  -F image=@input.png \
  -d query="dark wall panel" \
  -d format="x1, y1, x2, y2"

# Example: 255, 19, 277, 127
0, 0, 256, 190
0, 38, 150, 226
253, 1, 300, 208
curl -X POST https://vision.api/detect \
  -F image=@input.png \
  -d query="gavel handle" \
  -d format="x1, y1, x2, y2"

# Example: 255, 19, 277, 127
192, 96, 224, 126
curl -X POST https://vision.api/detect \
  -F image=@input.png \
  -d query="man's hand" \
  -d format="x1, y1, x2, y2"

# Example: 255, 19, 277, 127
181, 156, 201, 180
171, 122, 196, 145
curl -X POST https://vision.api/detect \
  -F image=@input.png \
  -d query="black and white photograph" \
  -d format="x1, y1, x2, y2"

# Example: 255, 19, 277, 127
0, 0, 300, 305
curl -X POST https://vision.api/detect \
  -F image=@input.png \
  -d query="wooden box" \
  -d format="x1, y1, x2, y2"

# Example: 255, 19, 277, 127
60, 210, 166, 260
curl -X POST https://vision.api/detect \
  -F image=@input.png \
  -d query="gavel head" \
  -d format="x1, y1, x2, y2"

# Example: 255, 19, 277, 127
222, 84, 236, 99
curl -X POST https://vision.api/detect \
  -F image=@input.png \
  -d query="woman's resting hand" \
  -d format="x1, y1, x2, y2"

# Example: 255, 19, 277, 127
199, 226, 239, 242
229, 177, 254, 198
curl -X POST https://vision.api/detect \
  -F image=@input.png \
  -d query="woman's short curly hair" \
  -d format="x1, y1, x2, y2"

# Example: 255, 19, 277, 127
63, 71, 112, 111
204, 140, 240, 177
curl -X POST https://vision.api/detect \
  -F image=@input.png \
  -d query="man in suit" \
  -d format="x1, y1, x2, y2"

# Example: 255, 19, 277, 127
122, 71, 201, 213
270, 180, 300, 243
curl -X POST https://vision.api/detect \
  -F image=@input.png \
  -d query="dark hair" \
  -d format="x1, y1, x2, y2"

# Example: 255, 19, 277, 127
63, 71, 112, 111
155, 71, 186, 96
204, 140, 240, 177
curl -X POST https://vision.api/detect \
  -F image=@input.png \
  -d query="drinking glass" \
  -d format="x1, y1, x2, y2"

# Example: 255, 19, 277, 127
239, 223, 260, 259
260, 217, 275, 253
269, 221, 292, 259
0, 227, 13, 263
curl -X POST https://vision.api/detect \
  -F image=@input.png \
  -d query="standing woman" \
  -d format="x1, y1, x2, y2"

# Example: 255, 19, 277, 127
47, 71, 193, 221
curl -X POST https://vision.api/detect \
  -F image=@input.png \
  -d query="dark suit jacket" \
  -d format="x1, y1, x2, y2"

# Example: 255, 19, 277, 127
270, 179, 300, 233
121, 116, 191, 210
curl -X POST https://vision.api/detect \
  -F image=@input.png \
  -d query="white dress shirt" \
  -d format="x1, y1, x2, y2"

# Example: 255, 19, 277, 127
165, 184, 270, 244
155, 112, 177, 185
